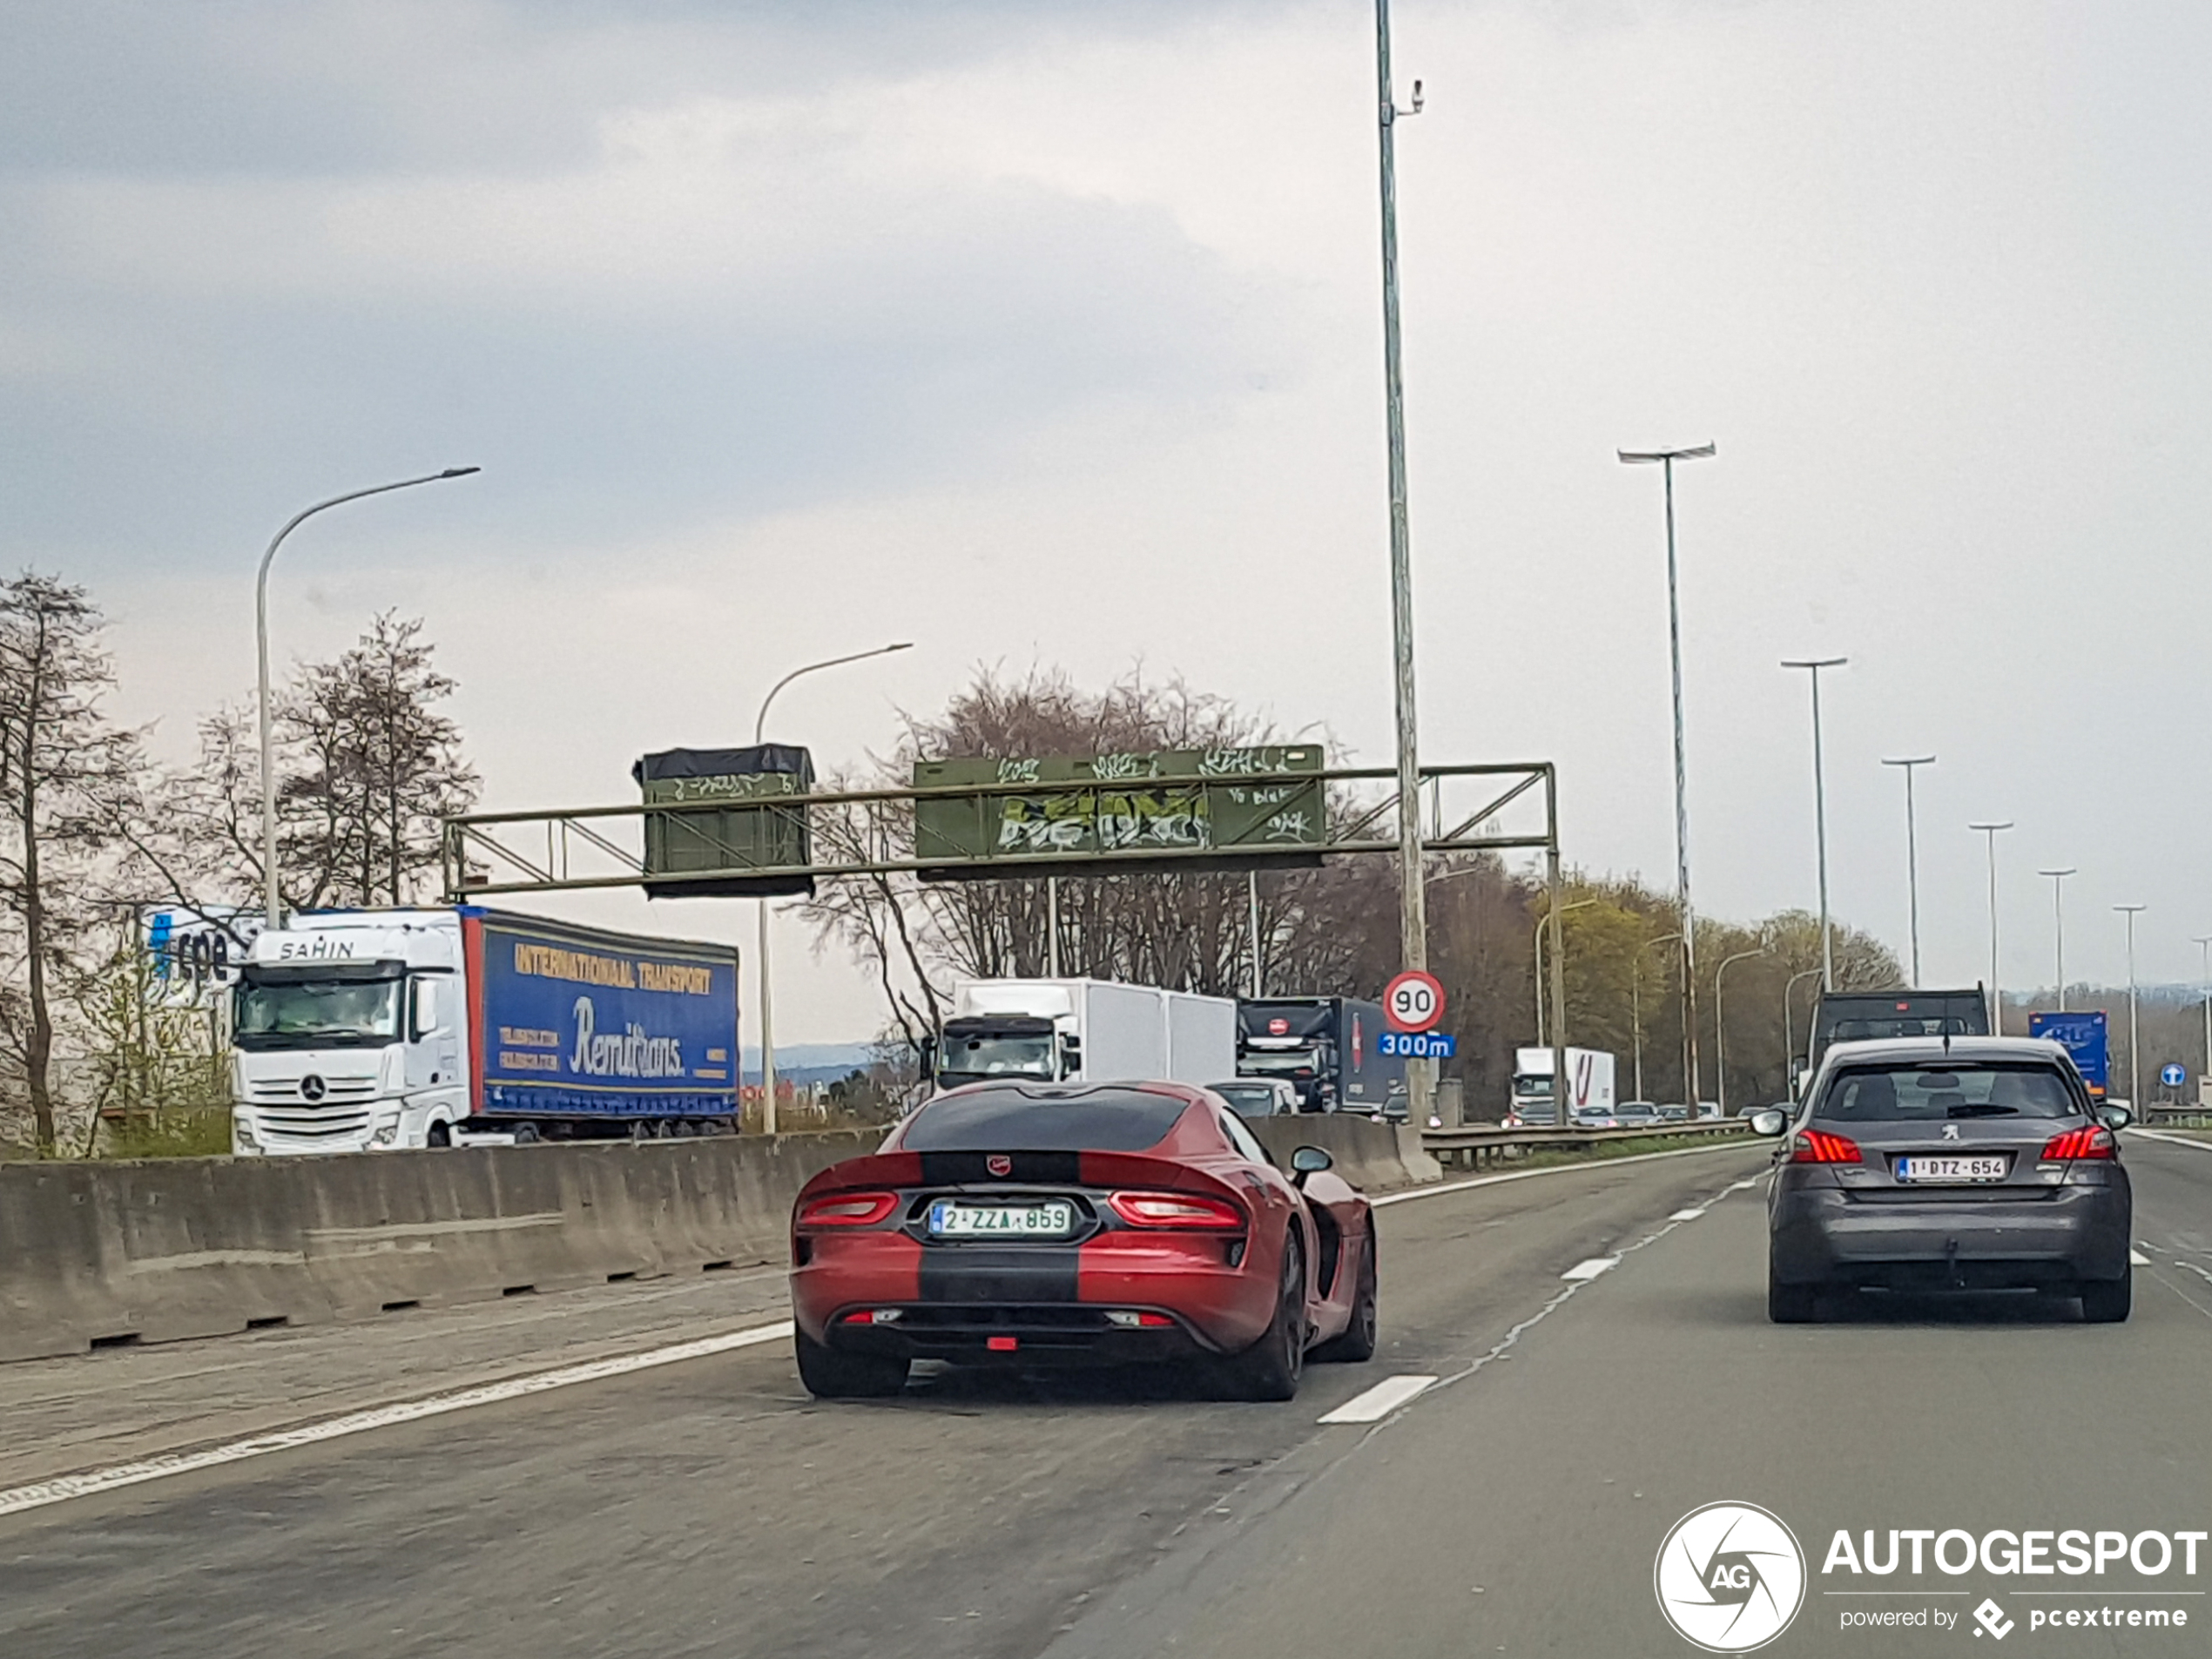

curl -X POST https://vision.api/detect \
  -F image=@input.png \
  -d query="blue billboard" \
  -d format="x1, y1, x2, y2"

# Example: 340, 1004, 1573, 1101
470, 913, 740, 1121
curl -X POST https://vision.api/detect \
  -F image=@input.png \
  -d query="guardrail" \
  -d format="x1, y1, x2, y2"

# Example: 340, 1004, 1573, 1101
1420, 1118, 1751, 1171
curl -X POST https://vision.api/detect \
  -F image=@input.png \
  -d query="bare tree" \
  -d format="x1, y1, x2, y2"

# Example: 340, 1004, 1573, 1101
0, 575, 146, 1153
143, 613, 479, 917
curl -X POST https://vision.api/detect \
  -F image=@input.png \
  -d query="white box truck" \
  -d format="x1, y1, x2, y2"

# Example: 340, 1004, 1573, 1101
1506, 1047, 1616, 1127
925, 978, 1236, 1092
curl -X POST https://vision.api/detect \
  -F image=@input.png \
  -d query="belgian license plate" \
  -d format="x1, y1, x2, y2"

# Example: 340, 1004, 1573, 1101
1895, 1155, 2009, 1184
927, 1200, 1076, 1238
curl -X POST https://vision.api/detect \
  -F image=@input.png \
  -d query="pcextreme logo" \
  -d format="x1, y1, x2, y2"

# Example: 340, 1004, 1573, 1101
1656, 1501, 1809, 1652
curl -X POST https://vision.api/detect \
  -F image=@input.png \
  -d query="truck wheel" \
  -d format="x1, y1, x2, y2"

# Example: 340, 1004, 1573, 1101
426, 1121, 452, 1149
794, 1330, 908, 1399
2080, 1274, 2131, 1324
511, 1123, 540, 1145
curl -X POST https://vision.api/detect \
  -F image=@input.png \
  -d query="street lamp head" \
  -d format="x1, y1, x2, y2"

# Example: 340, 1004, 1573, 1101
2039, 868, 2077, 878
2114, 904, 2147, 914
1882, 755, 1937, 768
1781, 657, 1848, 671
438, 467, 482, 479
1616, 443, 1717, 464
883, 641, 915, 653
1969, 820, 2014, 833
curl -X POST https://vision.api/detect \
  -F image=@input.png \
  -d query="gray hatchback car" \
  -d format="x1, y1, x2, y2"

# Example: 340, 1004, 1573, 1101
1753, 1036, 2133, 1323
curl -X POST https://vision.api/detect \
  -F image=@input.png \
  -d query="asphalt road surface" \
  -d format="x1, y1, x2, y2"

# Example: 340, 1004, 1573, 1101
5, 1133, 2210, 1659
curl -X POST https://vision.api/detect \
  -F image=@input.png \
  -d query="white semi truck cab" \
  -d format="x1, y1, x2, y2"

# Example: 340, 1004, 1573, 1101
232, 911, 469, 1155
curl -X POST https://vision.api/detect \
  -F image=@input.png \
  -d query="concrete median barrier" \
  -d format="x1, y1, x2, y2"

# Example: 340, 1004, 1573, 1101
0, 1130, 884, 1366
1251, 1115, 1440, 1196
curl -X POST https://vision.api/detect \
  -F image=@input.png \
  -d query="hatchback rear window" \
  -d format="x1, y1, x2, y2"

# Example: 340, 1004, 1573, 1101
901, 1087, 1192, 1151
1817, 1064, 2083, 1122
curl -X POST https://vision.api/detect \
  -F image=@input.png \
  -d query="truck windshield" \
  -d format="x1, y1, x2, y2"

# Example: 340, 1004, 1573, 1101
937, 1032, 1055, 1086
234, 974, 402, 1049
1512, 1075, 1554, 1097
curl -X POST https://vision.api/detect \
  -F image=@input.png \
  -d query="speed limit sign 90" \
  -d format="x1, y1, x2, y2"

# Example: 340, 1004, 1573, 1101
1384, 969, 1446, 1033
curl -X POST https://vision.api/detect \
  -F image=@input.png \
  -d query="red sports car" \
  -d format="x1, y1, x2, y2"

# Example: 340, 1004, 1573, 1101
789, 1081, 1379, 1400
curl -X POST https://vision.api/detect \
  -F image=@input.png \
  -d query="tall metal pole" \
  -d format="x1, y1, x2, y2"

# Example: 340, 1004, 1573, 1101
1622, 443, 1716, 1105
753, 641, 914, 1134
2116, 904, 2145, 1107
1373, 0, 1430, 1122
2039, 868, 2075, 1014
1970, 821, 2013, 1034
1882, 756, 1935, 983
1050, 877, 1064, 980
255, 467, 479, 932
1783, 658, 1846, 990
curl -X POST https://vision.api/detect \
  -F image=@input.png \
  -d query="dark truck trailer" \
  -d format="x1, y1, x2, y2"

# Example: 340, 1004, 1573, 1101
1236, 997, 1407, 1116
1801, 987, 1990, 1087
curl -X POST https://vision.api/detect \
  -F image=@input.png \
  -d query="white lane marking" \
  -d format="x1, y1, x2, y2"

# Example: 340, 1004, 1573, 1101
1561, 1257, 1619, 1283
1317, 1373, 1438, 1425
0, 1320, 794, 1521
2131, 1250, 2152, 1267
2130, 1128, 2212, 1152
1372, 1138, 1763, 1208
1669, 1208, 1707, 1222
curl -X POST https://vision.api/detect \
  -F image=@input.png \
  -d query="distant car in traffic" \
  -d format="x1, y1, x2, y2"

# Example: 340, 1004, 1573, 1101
1753, 1037, 2133, 1323
1696, 1101, 1723, 1120
1617, 1101, 1664, 1127
1656, 1103, 1689, 1123
789, 1081, 1379, 1400
1571, 1103, 1622, 1129
1206, 1079, 1300, 1119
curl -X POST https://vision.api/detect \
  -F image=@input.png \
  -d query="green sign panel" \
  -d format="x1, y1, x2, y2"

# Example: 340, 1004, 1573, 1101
912, 747, 1325, 880
634, 745, 815, 897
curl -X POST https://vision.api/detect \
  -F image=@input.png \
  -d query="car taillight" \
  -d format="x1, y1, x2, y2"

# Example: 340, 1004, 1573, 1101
2040, 1126, 2115, 1161
1791, 1129, 1862, 1164
797, 1191, 898, 1228
1108, 1190, 1246, 1229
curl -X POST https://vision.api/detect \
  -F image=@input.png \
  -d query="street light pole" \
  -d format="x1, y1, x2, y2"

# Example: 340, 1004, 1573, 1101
1621, 442, 1716, 1107
1882, 755, 1936, 983
752, 642, 913, 1134
1784, 966, 1822, 1090
1372, 0, 1431, 1123
1530, 898, 1598, 1046
1970, 821, 2014, 1034
1630, 932, 1683, 1103
255, 467, 480, 932
2115, 904, 2146, 1108
2040, 869, 2076, 1014
1712, 945, 1766, 1116
2195, 936, 2212, 1098
1782, 658, 1847, 990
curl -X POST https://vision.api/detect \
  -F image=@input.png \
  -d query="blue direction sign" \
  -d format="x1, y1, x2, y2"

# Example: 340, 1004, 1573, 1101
1379, 1029, 1456, 1060
2161, 1062, 2187, 1089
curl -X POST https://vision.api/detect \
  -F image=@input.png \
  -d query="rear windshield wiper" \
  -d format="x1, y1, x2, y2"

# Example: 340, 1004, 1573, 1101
1946, 1103, 2019, 1117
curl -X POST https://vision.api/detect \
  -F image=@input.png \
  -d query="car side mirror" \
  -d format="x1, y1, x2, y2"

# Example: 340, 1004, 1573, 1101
1747, 1109, 1788, 1138
2098, 1104, 2132, 1131
1289, 1145, 1333, 1184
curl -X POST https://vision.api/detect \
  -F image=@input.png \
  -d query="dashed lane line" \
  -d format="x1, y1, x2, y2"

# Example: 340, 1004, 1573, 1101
1560, 1257, 1620, 1283
1317, 1374, 1439, 1425
0, 1320, 795, 1522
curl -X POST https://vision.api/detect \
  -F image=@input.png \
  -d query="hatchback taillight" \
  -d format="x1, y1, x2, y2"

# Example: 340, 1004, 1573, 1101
2040, 1126, 2115, 1161
1791, 1129, 1862, 1164
1108, 1190, 1246, 1229
797, 1191, 899, 1228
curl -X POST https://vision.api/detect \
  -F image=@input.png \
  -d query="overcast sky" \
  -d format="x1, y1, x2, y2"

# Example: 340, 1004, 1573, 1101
7, 1, 2209, 1042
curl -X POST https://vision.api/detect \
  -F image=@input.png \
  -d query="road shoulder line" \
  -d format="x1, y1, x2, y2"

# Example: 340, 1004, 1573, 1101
0, 1320, 794, 1522
1372, 1137, 1762, 1207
